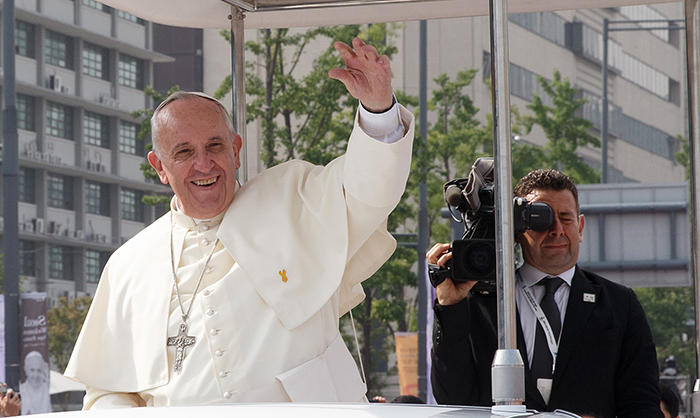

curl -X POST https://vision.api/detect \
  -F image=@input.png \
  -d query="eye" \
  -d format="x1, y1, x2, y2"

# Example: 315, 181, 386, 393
207, 141, 225, 153
173, 148, 193, 160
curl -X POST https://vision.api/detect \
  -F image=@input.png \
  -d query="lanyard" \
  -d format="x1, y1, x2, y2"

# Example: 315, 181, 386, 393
518, 275, 560, 375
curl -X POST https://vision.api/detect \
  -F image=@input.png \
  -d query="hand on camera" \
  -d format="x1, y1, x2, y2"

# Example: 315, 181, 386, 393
427, 243, 476, 306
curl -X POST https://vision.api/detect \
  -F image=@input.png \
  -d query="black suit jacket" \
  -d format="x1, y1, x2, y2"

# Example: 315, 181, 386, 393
431, 266, 663, 418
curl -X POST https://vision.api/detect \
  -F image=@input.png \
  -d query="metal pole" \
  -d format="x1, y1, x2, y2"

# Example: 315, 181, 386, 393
2, 0, 21, 389
683, 0, 700, 413
417, 19, 429, 404
601, 18, 609, 184
489, 0, 524, 407
230, 7, 248, 182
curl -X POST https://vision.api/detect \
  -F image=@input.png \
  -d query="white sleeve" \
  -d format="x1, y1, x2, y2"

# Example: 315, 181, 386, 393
357, 98, 406, 144
83, 386, 146, 409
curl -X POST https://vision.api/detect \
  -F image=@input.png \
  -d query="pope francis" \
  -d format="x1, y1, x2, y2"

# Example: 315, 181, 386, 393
64, 38, 415, 408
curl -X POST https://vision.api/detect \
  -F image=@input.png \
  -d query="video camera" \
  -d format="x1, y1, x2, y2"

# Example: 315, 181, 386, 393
428, 158, 555, 290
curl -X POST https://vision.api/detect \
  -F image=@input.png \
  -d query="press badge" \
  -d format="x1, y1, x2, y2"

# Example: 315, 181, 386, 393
537, 378, 553, 404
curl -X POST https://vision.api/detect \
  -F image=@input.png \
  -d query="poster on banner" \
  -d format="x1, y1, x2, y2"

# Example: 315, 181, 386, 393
20, 293, 51, 415
394, 332, 418, 396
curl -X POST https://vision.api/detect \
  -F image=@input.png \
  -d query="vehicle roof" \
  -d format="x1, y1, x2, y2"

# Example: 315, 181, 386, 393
99, 0, 677, 29
48, 403, 583, 418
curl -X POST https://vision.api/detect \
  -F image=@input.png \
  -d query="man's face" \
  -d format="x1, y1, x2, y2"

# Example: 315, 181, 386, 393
147, 97, 242, 219
516, 188, 584, 275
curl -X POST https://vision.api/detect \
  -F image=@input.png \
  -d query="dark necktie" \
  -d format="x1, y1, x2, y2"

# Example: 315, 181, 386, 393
530, 277, 564, 384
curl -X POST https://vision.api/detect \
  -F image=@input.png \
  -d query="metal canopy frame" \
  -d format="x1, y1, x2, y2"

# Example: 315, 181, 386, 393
84, 0, 700, 406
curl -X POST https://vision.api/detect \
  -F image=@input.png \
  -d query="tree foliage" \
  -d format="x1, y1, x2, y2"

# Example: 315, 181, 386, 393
47, 296, 92, 372
514, 69, 600, 184
419, 70, 491, 244
634, 286, 695, 375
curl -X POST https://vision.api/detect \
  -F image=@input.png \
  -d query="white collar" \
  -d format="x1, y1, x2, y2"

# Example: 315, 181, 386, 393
170, 196, 227, 230
518, 263, 576, 288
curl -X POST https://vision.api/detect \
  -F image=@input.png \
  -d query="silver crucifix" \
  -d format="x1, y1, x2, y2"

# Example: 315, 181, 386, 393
167, 322, 196, 373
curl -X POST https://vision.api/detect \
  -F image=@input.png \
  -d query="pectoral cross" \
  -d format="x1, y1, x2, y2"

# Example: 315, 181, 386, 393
167, 322, 196, 373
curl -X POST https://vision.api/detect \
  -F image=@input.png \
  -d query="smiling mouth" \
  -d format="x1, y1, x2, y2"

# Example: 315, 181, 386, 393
193, 177, 217, 186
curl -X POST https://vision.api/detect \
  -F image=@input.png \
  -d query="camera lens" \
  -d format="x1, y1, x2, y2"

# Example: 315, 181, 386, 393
451, 239, 496, 281
464, 243, 495, 276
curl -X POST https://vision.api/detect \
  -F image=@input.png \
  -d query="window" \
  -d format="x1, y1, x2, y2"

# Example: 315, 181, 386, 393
86, 181, 110, 215
510, 12, 566, 46
119, 122, 144, 155
85, 250, 107, 283
47, 173, 73, 210
84, 112, 109, 148
17, 94, 35, 131
83, 42, 109, 80
15, 20, 35, 58
120, 188, 144, 222
19, 167, 35, 203
118, 53, 144, 89
19, 240, 36, 277
49, 246, 73, 281
117, 10, 145, 25
45, 101, 73, 140
82, 0, 109, 12
45, 30, 73, 69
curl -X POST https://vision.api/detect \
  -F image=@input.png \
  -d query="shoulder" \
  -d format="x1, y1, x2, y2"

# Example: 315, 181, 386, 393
575, 267, 641, 309
107, 213, 170, 263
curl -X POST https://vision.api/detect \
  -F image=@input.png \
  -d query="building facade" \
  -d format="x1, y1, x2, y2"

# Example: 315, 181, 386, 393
0, 0, 172, 305
399, 3, 687, 183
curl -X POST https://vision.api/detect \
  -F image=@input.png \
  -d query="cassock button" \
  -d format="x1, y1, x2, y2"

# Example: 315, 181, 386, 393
219, 371, 227, 378
215, 350, 223, 356
206, 309, 215, 316
202, 238, 211, 246
223, 392, 232, 399
210, 329, 218, 336
203, 289, 211, 296
202, 224, 210, 231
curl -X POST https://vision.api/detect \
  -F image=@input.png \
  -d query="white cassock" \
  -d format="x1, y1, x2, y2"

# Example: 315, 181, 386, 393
64, 103, 415, 408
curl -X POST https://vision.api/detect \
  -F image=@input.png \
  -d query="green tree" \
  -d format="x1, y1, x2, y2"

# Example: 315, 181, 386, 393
217, 24, 399, 168
47, 296, 92, 372
634, 286, 695, 375
514, 69, 600, 184
420, 70, 491, 244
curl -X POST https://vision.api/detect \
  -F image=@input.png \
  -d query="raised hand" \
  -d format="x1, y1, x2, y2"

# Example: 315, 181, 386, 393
328, 38, 394, 113
0, 385, 20, 417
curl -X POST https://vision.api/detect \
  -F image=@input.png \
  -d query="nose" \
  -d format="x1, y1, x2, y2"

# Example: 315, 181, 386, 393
192, 152, 215, 172
548, 217, 564, 236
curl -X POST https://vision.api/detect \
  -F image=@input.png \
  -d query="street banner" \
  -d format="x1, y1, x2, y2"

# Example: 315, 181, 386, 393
20, 293, 51, 415
394, 332, 418, 396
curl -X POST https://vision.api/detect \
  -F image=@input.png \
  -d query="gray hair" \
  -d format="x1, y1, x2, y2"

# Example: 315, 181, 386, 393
150, 91, 235, 157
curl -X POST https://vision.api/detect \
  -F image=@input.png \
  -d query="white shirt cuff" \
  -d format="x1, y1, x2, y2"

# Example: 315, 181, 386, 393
358, 97, 405, 144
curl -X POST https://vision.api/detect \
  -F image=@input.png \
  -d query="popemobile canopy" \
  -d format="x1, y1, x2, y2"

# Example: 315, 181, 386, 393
97, 0, 677, 29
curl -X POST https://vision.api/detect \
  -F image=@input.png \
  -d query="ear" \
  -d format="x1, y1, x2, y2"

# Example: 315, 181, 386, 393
147, 151, 169, 185
233, 134, 243, 170
578, 214, 585, 242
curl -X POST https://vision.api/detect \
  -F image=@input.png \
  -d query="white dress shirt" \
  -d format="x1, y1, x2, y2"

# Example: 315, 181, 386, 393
515, 263, 576, 367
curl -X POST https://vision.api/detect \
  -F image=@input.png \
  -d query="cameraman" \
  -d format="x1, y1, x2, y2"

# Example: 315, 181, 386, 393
429, 169, 662, 418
